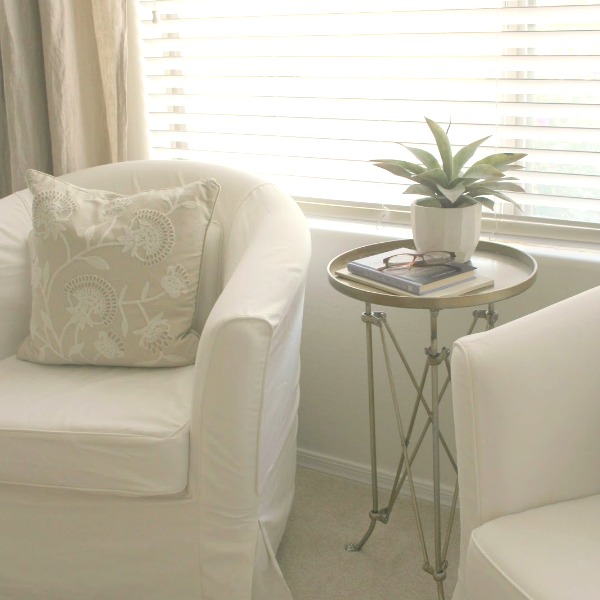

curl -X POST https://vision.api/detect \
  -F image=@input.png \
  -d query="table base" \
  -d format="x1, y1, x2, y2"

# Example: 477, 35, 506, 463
346, 302, 498, 599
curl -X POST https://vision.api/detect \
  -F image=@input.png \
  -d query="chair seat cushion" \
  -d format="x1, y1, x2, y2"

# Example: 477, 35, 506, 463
0, 356, 193, 495
465, 494, 600, 600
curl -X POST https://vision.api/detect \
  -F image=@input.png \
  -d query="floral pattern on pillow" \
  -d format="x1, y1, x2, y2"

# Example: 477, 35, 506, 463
17, 170, 220, 367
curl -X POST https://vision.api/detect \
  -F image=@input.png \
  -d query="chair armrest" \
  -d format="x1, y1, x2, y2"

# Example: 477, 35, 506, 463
452, 285, 600, 534
184, 187, 309, 592
189, 184, 310, 497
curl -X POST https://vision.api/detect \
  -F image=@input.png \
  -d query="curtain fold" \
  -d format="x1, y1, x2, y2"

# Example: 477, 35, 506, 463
0, 1, 52, 196
0, 0, 146, 198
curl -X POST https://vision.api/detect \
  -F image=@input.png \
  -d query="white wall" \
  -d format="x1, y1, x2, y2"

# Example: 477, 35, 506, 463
298, 219, 600, 504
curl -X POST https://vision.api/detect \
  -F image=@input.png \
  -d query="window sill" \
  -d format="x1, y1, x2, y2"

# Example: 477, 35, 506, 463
298, 197, 600, 261
306, 214, 600, 266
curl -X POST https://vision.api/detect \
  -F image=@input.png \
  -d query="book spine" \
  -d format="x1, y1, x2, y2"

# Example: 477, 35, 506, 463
347, 262, 424, 294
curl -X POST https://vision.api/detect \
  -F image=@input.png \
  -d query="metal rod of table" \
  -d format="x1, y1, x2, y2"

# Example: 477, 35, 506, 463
428, 309, 446, 599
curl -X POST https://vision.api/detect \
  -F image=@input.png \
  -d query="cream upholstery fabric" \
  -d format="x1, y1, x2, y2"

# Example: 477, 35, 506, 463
451, 285, 600, 600
0, 160, 311, 599
18, 170, 219, 367
466, 494, 600, 600
0, 355, 193, 495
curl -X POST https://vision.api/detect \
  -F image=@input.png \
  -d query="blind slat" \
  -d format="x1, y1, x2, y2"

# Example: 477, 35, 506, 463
142, 30, 600, 53
145, 96, 600, 124
142, 6, 600, 36
142, 75, 599, 102
143, 56, 599, 80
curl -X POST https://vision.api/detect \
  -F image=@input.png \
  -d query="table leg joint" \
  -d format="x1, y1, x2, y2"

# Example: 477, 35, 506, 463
423, 560, 448, 582
425, 346, 450, 366
473, 306, 499, 328
362, 310, 386, 326
369, 507, 389, 524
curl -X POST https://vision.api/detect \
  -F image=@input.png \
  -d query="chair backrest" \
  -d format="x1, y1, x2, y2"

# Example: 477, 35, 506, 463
0, 160, 300, 359
452, 284, 600, 571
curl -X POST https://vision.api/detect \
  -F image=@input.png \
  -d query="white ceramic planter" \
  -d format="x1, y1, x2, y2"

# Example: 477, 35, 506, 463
410, 198, 482, 263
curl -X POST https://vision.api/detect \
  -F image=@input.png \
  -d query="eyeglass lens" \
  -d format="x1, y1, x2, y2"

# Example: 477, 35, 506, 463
385, 251, 453, 268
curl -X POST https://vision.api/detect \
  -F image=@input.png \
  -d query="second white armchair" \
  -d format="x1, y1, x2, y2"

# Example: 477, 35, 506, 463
451, 286, 600, 600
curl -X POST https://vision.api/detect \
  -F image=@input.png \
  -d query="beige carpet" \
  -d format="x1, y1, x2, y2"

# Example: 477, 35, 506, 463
278, 467, 459, 600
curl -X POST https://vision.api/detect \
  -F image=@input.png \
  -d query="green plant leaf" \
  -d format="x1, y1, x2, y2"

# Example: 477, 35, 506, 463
414, 168, 450, 188
436, 182, 466, 203
462, 164, 505, 180
452, 136, 490, 178
437, 197, 456, 208
471, 152, 527, 169
470, 196, 496, 211
472, 189, 523, 212
371, 161, 415, 181
414, 196, 446, 207
450, 176, 479, 187
485, 181, 525, 193
468, 185, 498, 196
452, 175, 520, 189
372, 159, 426, 175
425, 117, 453, 180
403, 183, 436, 195
400, 144, 441, 170
452, 194, 492, 210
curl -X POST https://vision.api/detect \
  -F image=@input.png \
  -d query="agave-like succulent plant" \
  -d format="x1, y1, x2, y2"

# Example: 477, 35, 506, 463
372, 117, 527, 210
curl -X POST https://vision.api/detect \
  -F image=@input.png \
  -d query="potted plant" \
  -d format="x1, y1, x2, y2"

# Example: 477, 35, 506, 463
372, 117, 526, 262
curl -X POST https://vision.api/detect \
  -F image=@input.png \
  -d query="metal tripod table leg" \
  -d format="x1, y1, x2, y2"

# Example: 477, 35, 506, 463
347, 302, 499, 599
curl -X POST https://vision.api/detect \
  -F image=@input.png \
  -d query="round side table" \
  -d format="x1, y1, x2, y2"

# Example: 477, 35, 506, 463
327, 239, 537, 599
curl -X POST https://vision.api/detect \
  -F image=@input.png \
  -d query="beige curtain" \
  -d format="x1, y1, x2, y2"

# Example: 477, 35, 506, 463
0, 0, 148, 197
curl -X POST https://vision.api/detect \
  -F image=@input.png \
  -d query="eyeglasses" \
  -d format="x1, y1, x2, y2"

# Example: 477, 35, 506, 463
377, 251, 457, 272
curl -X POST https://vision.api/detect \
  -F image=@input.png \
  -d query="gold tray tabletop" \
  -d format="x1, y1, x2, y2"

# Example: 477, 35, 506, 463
327, 239, 537, 310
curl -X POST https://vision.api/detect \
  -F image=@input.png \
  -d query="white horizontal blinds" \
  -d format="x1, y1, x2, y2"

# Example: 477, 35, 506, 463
137, 1, 600, 224
496, 0, 600, 223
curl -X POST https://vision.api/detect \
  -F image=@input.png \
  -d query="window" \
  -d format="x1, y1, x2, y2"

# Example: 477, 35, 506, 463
137, 1, 600, 240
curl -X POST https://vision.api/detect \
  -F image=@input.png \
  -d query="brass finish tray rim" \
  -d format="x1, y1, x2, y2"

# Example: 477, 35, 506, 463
327, 239, 537, 310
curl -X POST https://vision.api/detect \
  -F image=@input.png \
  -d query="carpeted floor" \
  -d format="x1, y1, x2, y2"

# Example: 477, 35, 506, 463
278, 467, 459, 600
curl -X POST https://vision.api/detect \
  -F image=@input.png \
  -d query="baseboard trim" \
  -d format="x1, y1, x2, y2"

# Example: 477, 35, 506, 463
297, 448, 457, 509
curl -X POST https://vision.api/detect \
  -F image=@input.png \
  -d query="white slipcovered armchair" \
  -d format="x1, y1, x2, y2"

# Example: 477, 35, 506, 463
451, 286, 600, 600
0, 160, 311, 599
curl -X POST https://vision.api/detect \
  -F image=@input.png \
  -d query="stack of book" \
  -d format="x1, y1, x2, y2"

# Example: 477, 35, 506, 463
338, 249, 494, 297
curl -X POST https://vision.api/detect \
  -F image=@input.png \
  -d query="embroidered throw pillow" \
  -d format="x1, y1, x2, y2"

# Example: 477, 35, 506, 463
17, 169, 220, 367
